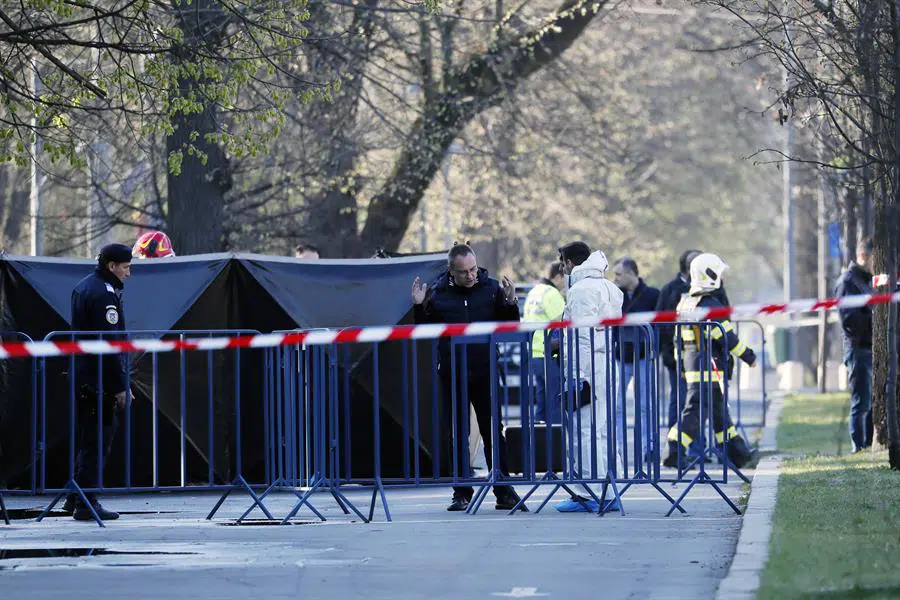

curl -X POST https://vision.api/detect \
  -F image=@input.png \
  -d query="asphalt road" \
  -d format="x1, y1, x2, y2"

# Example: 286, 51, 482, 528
0, 478, 745, 600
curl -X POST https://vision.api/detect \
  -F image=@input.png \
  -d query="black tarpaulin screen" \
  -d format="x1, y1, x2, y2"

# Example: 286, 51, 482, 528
0, 252, 447, 489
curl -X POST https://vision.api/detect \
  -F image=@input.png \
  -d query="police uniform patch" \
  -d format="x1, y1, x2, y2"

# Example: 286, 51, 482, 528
105, 307, 119, 325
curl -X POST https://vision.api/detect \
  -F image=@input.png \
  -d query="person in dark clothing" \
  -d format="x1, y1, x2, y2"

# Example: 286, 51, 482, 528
834, 237, 874, 452
656, 250, 702, 430
611, 257, 660, 462
412, 243, 524, 512
62, 243, 133, 521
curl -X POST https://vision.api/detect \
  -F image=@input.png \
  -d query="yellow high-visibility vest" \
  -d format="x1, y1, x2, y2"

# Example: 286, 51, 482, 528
523, 283, 565, 359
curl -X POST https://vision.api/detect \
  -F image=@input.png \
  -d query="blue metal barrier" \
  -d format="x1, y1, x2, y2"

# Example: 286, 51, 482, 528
0, 331, 38, 524
30, 329, 266, 527
223, 330, 368, 524
3, 320, 752, 526
732, 320, 769, 433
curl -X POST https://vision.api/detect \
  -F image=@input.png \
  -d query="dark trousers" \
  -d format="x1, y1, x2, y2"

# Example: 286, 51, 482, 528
532, 357, 562, 425
440, 370, 512, 500
679, 379, 733, 447
666, 365, 688, 428
844, 347, 873, 451
667, 366, 704, 455
73, 388, 119, 495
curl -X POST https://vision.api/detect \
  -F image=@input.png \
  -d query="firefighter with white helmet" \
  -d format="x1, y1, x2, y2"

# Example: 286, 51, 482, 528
663, 252, 756, 470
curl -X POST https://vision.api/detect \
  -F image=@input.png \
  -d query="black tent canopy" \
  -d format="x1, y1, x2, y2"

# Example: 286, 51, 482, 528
0, 252, 448, 490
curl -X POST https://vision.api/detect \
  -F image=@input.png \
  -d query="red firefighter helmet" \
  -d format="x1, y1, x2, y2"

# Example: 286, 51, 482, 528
132, 230, 176, 259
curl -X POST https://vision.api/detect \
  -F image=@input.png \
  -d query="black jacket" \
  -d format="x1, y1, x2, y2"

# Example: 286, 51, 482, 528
614, 279, 660, 362
71, 268, 128, 394
413, 268, 520, 373
834, 262, 873, 349
655, 273, 690, 368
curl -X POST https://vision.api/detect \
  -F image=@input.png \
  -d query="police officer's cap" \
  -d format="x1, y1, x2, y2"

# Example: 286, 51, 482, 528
98, 243, 133, 266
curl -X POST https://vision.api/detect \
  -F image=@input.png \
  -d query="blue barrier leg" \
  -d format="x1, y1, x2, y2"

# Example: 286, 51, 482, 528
281, 483, 327, 524
208, 475, 275, 521
367, 482, 391, 523
598, 472, 624, 517
645, 480, 687, 514
331, 490, 350, 514
35, 480, 103, 527
666, 469, 741, 516
466, 483, 492, 515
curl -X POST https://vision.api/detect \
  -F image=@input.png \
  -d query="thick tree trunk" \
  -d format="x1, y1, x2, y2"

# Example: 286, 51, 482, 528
301, 1, 378, 258
358, 0, 605, 253
165, 0, 231, 255
874, 0, 900, 466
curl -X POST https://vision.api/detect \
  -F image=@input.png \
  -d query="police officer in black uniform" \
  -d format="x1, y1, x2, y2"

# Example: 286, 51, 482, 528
62, 243, 133, 520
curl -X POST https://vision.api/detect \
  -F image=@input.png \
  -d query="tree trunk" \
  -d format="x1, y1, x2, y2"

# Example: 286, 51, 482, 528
302, 1, 378, 258
165, 0, 231, 255
873, 0, 900, 463
358, 0, 605, 253
876, 0, 900, 466
843, 186, 859, 262
0, 165, 28, 253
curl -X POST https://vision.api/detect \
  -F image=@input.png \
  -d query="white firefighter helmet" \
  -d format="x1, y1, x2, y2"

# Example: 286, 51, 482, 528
689, 252, 729, 294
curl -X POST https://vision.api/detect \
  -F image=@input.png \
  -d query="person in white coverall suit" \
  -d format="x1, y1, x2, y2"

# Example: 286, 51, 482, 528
554, 243, 624, 513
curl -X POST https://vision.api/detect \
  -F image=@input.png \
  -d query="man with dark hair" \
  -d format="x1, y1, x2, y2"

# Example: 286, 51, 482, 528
612, 257, 660, 463
656, 250, 702, 433
835, 236, 875, 452
411, 243, 524, 512
523, 262, 567, 424
294, 242, 320, 259
558, 241, 592, 274
63, 243, 134, 521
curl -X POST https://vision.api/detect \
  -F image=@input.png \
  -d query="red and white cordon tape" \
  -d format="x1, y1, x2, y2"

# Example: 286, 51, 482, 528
1, 291, 899, 360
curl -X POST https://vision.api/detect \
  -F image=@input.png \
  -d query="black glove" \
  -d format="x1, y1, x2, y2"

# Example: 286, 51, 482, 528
741, 348, 757, 367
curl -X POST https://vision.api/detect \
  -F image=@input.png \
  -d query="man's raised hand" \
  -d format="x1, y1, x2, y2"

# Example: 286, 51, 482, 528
412, 277, 428, 305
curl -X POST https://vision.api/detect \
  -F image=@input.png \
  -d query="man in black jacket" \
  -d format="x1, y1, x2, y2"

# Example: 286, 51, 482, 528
835, 237, 874, 452
63, 243, 133, 521
612, 257, 660, 463
412, 244, 524, 512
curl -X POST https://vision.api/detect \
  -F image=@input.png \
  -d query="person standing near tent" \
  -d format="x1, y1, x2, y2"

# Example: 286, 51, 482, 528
62, 243, 133, 521
411, 243, 525, 512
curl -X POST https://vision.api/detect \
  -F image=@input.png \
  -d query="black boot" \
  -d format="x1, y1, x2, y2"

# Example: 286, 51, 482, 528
73, 496, 119, 521
726, 435, 753, 469
663, 441, 681, 468
61, 494, 77, 514
447, 495, 470, 512
495, 487, 528, 512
